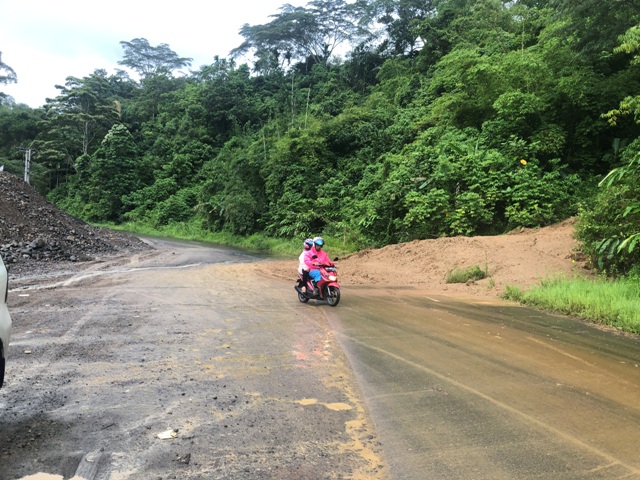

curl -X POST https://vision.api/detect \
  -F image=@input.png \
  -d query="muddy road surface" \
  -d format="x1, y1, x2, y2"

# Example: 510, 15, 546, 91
2, 238, 640, 480
1, 239, 384, 480
330, 290, 640, 479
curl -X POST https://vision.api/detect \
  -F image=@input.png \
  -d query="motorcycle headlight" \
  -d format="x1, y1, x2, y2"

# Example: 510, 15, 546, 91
328, 275, 337, 281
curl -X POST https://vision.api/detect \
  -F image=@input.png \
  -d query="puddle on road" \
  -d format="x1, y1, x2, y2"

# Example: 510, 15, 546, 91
325, 402, 352, 411
16, 474, 74, 480
296, 398, 353, 411
10, 263, 204, 292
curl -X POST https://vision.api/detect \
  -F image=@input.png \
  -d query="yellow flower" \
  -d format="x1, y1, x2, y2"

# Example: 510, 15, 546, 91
520, 159, 527, 165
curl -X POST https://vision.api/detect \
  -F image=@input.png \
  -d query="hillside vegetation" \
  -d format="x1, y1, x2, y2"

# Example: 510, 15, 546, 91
1, 0, 639, 276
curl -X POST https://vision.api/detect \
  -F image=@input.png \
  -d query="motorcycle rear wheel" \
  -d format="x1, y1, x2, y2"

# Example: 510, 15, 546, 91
298, 291, 310, 303
326, 286, 340, 307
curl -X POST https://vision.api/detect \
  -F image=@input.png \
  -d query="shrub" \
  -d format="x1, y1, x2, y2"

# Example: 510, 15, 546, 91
446, 264, 489, 283
576, 183, 640, 275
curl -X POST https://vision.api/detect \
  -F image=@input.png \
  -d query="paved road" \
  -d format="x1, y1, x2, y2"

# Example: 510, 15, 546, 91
329, 289, 640, 479
2, 239, 640, 479
1, 240, 384, 480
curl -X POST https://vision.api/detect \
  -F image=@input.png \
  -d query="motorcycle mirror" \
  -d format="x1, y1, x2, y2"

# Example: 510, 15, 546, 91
312, 255, 317, 259
333, 257, 339, 262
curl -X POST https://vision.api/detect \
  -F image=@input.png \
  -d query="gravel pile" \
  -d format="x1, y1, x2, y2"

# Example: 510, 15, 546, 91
0, 171, 150, 276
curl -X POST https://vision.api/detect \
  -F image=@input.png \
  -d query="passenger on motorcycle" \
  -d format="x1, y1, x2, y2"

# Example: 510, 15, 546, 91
298, 238, 313, 292
305, 237, 333, 295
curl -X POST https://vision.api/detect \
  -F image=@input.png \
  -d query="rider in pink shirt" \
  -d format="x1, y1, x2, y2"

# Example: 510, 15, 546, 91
305, 237, 333, 293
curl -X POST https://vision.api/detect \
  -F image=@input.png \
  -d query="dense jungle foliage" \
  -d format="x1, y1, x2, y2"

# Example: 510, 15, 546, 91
1, 0, 640, 275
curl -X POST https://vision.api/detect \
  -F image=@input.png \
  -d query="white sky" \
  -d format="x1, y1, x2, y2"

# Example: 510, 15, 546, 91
0, 0, 308, 108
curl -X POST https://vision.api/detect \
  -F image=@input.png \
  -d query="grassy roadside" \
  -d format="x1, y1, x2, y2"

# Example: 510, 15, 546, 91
502, 275, 640, 335
103, 219, 358, 259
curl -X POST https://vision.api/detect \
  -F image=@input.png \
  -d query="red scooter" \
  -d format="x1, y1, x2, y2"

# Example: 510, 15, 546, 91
295, 263, 340, 307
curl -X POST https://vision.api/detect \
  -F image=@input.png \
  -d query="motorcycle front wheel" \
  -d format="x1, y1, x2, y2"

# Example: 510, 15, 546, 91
325, 286, 340, 307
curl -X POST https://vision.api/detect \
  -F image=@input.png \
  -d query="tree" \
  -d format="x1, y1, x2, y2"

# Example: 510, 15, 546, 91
0, 103, 42, 187
197, 59, 260, 146
118, 38, 192, 78
368, 0, 437, 55
576, 25, 640, 274
83, 123, 140, 221
231, 0, 369, 69
550, 0, 640, 66
0, 51, 17, 102
36, 70, 120, 184
199, 135, 267, 235
0, 52, 17, 85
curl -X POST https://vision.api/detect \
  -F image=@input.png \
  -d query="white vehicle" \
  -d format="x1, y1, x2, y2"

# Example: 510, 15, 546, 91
0, 256, 11, 388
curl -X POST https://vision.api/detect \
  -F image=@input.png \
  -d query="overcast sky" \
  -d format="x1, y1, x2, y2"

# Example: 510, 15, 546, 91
0, 0, 308, 108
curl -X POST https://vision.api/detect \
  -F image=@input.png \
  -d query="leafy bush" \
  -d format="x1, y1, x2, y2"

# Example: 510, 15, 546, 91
576, 135, 640, 276
402, 188, 450, 240
448, 191, 493, 236
504, 161, 582, 229
576, 183, 640, 275
151, 186, 199, 226
122, 178, 179, 222
221, 191, 260, 235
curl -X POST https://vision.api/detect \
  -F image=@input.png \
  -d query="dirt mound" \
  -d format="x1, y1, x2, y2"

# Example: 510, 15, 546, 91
262, 219, 591, 299
0, 171, 149, 276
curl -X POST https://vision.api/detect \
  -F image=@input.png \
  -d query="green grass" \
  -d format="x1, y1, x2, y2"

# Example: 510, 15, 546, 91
502, 275, 640, 334
446, 264, 489, 284
101, 219, 357, 259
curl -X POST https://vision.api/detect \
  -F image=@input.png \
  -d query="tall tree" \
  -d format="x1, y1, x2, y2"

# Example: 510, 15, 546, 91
198, 59, 261, 147
368, 0, 437, 55
0, 51, 17, 102
0, 104, 41, 185
232, 0, 369, 69
118, 38, 193, 78
576, 23, 640, 274
0, 51, 17, 85
83, 123, 140, 221
36, 70, 120, 182
550, 0, 640, 67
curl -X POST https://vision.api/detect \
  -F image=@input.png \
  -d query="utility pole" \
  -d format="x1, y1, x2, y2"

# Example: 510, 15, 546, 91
24, 147, 33, 184
17, 146, 35, 185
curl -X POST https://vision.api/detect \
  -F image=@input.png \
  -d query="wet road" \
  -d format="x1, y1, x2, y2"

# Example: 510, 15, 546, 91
2, 239, 640, 479
1, 241, 384, 480
329, 289, 640, 479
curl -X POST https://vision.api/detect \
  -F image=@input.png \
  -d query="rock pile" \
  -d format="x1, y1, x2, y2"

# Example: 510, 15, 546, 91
0, 171, 149, 275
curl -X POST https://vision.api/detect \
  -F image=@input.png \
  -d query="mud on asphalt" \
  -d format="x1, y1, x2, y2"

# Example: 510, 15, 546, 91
0, 245, 386, 480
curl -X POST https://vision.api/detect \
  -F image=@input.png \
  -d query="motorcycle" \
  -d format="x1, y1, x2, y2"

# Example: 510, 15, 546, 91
294, 263, 340, 307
